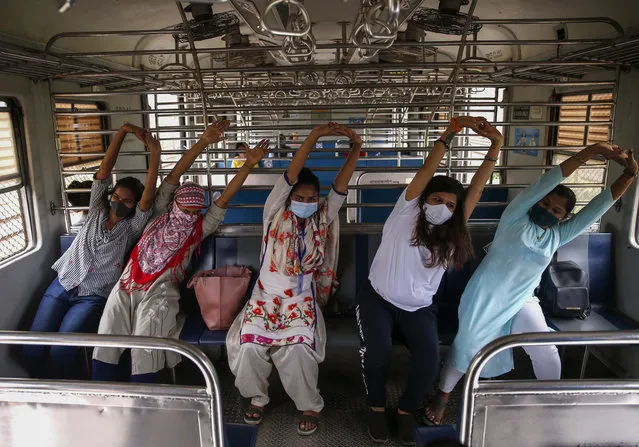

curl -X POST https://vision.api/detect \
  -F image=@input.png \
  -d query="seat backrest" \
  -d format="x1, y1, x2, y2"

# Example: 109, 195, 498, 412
468, 380, 639, 447
0, 380, 216, 447
0, 332, 225, 447
556, 232, 613, 306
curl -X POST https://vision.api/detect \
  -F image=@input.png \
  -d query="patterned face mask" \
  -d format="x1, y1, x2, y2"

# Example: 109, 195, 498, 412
135, 199, 201, 276
172, 201, 200, 225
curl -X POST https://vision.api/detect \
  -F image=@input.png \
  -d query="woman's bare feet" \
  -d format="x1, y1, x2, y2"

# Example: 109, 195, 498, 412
425, 391, 450, 425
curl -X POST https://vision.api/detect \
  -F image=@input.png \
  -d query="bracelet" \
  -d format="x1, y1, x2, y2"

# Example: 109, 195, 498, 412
436, 138, 450, 150
484, 156, 498, 163
574, 153, 589, 164
450, 117, 462, 132
623, 169, 638, 178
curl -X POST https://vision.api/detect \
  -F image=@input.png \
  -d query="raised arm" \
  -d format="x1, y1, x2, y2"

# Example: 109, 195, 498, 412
332, 125, 362, 194
558, 148, 635, 245
500, 142, 625, 227
610, 148, 638, 200
96, 123, 145, 180
137, 131, 161, 212
215, 139, 270, 209
463, 120, 504, 220
165, 119, 230, 185
406, 116, 481, 201
286, 122, 339, 184
559, 142, 624, 179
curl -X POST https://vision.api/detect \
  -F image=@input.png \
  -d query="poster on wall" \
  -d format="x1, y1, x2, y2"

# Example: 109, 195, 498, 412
513, 127, 541, 156
512, 106, 530, 120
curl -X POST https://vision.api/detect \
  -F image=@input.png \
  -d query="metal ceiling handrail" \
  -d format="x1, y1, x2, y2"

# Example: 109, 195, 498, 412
260, 0, 312, 38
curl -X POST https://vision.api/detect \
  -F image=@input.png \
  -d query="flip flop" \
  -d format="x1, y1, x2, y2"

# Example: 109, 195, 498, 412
297, 413, 319, 436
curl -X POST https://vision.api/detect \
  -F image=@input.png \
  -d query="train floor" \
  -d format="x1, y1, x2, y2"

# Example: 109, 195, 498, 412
179, 317, 616, 447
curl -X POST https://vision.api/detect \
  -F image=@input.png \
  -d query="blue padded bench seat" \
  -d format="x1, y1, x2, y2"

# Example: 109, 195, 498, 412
61, 233, 229, 346
543, 233, 638, 332
60, 229, 627, 354
225, 423, 258, 447
178, 308, 228, 346
415, 426, 459, 447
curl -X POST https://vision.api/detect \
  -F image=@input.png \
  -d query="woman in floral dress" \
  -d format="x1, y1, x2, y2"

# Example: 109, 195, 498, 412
226, 122, 361, 436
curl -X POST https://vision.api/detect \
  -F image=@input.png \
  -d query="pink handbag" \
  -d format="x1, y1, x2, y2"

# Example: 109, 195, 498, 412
187, 266, 252, 330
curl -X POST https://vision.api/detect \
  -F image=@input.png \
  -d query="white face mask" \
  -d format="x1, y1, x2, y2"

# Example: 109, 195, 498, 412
423, 203, 454, 225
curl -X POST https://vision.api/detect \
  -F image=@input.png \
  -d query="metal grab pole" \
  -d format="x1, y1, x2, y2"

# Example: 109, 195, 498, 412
460, 331, 639, 445
0, 331, 226, 447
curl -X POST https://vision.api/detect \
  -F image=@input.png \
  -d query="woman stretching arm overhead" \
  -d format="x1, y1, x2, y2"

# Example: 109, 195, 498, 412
426, 143, 637, 425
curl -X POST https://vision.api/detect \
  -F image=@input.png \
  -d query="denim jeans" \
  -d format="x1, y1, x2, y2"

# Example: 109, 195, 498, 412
23, 277, 106, 378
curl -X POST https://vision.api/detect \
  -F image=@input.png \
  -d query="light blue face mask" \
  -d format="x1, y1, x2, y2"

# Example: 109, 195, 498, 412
290, 200, 318, 219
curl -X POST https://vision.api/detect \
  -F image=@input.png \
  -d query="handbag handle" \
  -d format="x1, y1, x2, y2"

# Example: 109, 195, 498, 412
188, 266, 252, 289
187, 270, 206, 289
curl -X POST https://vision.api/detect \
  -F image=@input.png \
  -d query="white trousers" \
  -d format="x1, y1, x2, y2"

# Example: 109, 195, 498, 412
440, 299, 561, 393
230, 342, 324, 413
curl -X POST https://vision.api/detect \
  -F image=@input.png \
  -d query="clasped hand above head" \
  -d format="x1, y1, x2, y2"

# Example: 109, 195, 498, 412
454, 116, 503, 145
310, 122, 362, 147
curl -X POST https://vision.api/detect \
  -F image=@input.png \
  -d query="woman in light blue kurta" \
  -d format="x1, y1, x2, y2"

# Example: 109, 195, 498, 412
426, 143, 638, 424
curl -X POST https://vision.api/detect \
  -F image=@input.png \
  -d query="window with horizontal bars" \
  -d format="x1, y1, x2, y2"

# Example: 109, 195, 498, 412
55, 102, 106, 167
0, 98, 32, 264
553, 92, 613, 212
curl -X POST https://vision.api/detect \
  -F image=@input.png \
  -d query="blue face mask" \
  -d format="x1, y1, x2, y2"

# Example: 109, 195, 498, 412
530, 203, 560, 227
290, 200, 318, 219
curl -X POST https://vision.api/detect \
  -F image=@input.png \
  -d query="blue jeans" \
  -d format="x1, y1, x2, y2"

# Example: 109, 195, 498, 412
23, 277, 106, 378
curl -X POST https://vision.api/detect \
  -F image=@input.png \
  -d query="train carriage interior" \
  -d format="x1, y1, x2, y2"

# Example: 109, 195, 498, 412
1, 0, 639, 446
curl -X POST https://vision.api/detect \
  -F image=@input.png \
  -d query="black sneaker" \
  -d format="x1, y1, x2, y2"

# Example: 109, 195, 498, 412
367, 409, 390, 443
397, 411, 417, 446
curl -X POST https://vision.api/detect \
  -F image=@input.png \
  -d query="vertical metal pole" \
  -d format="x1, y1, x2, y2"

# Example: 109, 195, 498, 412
48, 80, 72, 232
175, 1, 212, 195
604, 65, 621, 188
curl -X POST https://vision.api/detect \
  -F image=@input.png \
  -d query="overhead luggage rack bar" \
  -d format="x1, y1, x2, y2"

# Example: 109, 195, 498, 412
16, 6, 628, 231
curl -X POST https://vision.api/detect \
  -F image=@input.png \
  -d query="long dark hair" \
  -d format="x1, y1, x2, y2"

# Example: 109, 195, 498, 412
411, 175, 474, 270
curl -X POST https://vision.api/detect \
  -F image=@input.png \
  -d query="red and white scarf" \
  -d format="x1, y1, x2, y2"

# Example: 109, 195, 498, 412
120, 183, 205, 293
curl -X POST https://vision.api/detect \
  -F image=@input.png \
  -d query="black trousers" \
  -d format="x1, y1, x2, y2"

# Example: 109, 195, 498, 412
355, 279, 439, 412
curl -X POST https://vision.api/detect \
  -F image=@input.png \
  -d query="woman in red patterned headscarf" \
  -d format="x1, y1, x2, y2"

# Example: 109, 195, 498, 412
92, 120, 270, 382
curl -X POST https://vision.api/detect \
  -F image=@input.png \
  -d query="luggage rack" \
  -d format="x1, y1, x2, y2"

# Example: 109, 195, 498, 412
0, 7, 634, 231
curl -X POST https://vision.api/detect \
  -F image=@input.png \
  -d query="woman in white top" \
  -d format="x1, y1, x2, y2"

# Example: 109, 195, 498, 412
356, 116, 504, 445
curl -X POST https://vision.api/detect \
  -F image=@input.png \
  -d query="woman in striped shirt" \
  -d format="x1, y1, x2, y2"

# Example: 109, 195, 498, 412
24, 123, 161, 379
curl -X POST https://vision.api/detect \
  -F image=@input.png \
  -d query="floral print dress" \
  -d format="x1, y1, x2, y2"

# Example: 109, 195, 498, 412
226, 173, 344, 353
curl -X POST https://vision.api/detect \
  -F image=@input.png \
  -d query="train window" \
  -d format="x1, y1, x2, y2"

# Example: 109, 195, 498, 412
147, 94, 205, 183
55, 101, 106, 168
553, 92, 612, 212
0, 98, 32, 264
